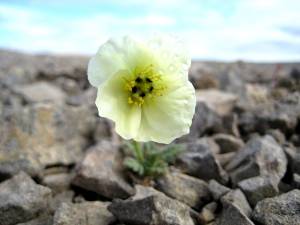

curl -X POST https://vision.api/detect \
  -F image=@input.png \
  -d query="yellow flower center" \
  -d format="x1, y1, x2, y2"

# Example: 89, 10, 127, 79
125, 65, 166, 106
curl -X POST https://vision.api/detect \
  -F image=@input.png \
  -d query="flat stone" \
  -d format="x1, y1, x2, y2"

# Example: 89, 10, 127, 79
42, 173, 73, 193
213, 133, 244, 153
252, 190, 300, 225
238, 176, 279, 207
72, 141, 134, 199
156, 170, 211, 209
177, 138, 228, 184
108, 185, 195, 225
14, 81, 66, 104
225, 135, 287, 185
208, 179, 231, 201
53, 201, 115, 225
0, 172, 52, 225
196, 89, 238, 116
0, 102, 95, 178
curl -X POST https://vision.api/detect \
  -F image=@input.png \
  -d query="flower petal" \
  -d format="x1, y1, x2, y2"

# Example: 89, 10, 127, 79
95, 71, 141, 139
135, 78, 196, 144
88, 36, 156, 87
148, 34, 191, 80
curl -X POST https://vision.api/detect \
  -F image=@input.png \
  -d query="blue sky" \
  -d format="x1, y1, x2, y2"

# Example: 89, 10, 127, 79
0, 0, 300, 61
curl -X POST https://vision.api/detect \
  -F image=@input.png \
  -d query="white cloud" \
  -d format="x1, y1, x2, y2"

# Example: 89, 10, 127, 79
0, 0, 300, 61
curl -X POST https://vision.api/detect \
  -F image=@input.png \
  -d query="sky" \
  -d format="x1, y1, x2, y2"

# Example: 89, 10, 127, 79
0, 0, 300, 61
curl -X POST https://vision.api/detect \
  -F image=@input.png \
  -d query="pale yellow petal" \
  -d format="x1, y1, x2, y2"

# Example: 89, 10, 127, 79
95, 71, 141, 139
135, 78, 196, 144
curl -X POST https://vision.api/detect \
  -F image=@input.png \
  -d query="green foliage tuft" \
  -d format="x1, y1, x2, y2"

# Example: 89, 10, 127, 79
123, 141, 183, 178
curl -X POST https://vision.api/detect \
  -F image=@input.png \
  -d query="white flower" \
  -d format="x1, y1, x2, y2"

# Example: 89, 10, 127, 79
88, 35, 196, 144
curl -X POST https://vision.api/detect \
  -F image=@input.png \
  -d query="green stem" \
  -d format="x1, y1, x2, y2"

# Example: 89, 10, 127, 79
133, 141, 144, 163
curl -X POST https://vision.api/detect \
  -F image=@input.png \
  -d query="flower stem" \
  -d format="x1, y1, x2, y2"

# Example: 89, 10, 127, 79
133, 141, 144, 163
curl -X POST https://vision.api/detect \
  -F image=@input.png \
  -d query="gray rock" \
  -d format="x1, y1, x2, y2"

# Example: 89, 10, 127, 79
72, 141, 134, 199
213, 133, 244, 153
198, 202, 217, 224
156, 170, 211, 209
284, 146, 300, 175
108, 185, 195, 225
215, 189, 254, 225
252, 190, 300, 225
208, 179, 231, 201
221, 189, 252, 217
196, 89, 238, 116
238, 176, 279, 207
225, 135, 287, 185
216, 152, 235, 167
16, 214, 53, 225
53, 201, 115, 225
239, 92, 300, 135
50, 191, 74, 213
293, 173, 300, 188
180, 102, 223, 141
0, 172, 52, 225
216, 203, 254, 225
177, 138, 228, 184
13, 81, 66, 104
266, 129, 286, 145
0, 102, 95, 178
42, 173, 73, 193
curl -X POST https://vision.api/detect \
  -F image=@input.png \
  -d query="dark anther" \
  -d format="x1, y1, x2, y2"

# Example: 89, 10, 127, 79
132, 86, 138, 93
135, 77, 142, 83
146, 78, 152, 83
140, 92, 146, 97
149, 86, 154, 92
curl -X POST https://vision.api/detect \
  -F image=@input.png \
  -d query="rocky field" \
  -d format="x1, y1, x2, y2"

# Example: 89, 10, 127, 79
0, 49, 299, 225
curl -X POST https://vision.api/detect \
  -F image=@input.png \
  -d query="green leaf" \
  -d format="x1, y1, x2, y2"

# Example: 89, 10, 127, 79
124, 157, 144, 176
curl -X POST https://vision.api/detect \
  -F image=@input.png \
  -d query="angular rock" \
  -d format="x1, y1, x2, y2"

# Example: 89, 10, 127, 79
238, 176, 279, 207
196, 89, 238, 116
216, 203, 254, 225
221, 189, 252, 217
177, 138, 228, 184
0, 102, 95, 178
72, 141, 134, 199
208, 179, 231, 201
239, 92, 300, 135
198, 202, 217, 224
53, 201, 115, 225
252, 190, 300, 225
50, 191, 74, 212
0, 172, 52, 225
213, 133, 244, 153
216, 189, 254, 225
156, 170, 211, 209
108, 185, 195, 225
216, 152, 235, 167
13, 81, 66, 104
225, 135, 287, 185
180, 102, 222, 141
